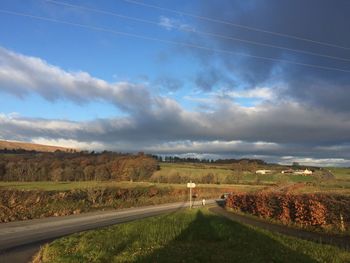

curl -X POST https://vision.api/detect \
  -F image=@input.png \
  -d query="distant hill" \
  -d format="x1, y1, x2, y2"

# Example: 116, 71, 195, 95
0, 140, 76, 153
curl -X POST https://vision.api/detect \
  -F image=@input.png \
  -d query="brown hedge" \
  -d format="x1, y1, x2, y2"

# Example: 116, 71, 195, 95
226, 193, 350, 229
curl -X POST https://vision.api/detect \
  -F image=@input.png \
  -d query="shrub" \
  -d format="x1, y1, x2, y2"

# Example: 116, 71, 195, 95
226, 193, 349, 230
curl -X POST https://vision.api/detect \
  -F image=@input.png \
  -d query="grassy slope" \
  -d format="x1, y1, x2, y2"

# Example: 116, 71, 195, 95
33, 208, 350, 263
330, 168, 350, 180
295, 168, 350, 195
156, 163, 350, 195
0, 140, 75, 152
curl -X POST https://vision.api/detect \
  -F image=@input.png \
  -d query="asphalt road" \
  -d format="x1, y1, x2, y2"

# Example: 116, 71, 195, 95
0, 199, 215, 263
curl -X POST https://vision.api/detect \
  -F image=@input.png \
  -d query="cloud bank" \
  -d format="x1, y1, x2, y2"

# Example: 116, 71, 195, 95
0, 47, 151, 114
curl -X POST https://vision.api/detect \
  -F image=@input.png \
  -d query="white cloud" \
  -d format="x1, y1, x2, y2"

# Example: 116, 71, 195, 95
217, 87, 276, 100
159, 16, 173, 30
158, 16, 195, 32
279, 156, 350, 167
144, 140, 280, 153
0, 47, 152, 114
0, 113, 81, 132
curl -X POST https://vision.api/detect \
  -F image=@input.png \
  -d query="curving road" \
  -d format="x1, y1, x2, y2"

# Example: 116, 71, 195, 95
3, 200, 347, 263
0, 200, 215, 263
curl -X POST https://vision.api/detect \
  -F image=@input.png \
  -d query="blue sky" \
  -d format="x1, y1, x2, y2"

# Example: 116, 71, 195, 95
1, 0, 350, 166
0, 0, 206, 120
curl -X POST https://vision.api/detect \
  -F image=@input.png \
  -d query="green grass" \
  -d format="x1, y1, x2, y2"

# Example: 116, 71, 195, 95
292, 167, 350, 195
33, 208, 350, 263
0, 181, 163, 191
329, 168, 350, 180
154, 163, 234, 182
242, 172, 316, 183
155, 163, 317, 185
0, 180, 264, 192
1, 164, 349, 194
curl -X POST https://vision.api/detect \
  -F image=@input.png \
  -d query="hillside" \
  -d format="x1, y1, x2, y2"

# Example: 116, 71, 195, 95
0, 140, 76, 153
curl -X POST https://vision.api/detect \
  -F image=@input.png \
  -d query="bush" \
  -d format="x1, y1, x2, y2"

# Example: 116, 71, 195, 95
226, 193, 350, 230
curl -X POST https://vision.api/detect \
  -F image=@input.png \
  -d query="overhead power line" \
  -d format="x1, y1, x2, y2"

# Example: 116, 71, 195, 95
123, 0, 350, 51
45, 0, 350, 63
1, 9, 350, 74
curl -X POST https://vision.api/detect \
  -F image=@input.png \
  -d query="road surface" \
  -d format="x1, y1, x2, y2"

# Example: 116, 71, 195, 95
0, 199, 215, 263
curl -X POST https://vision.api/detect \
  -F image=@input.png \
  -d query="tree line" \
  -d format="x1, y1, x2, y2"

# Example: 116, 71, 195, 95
0, 151, 158, 182
153, 155, 266, 165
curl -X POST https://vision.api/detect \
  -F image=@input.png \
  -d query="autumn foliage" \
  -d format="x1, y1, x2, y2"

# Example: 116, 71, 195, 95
226, 193, 350, 229
0, 152, 158, 182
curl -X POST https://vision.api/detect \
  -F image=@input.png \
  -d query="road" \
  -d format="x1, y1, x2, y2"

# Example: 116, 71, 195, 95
0, 199, 215, 263
4, 199, 347, 263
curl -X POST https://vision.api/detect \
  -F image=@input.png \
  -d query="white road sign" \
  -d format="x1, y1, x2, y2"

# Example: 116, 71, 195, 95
187, 182, 196, 188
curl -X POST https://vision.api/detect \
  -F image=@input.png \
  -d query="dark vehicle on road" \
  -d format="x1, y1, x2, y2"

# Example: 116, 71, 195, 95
220, 193, 230, 199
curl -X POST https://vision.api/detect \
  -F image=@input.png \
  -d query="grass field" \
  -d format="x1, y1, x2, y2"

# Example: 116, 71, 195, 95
1, 163, 350, 195
152, 163, 235, 183
33, 208, 350, 263
2, 165, 350, 195
296, 181, 350, 195
153, 163, 318, 185
0, 181, 265, 192
329, 168, 350, 180
293, 167, 350, 195
0, 139, 74, 152
0, 181, 163, 191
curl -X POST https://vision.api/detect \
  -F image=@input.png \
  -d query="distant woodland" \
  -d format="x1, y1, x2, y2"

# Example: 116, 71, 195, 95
0, 151, 158, 182
0, 148, 270, 183
157, 156, 266, 165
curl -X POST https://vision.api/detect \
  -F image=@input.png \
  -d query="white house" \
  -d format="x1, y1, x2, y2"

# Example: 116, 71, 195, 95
294, 169, 313, 175
255, 169, 272, 175
281, 169, 294, 174
303, 169, 313, 175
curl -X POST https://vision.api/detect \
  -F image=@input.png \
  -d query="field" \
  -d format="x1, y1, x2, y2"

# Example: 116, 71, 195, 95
0, 180, 264, 192
33, 208, 350, 263
292, 168, 350, 195
150, 163, 350, 195
152, 163, 318, 185
0, 140, 75, 152
330, 168, 350, 180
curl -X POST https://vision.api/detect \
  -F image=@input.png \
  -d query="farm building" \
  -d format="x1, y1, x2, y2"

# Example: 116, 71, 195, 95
281, 168, 313, 175
281, 169, 294, 174
294, 169, 313, 175
255, 169, 272, 175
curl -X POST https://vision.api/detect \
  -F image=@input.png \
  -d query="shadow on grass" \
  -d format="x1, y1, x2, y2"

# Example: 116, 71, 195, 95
136, 210, 318, 263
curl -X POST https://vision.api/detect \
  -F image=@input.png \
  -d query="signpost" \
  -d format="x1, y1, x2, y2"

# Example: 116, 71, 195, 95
187, 181, 196, 208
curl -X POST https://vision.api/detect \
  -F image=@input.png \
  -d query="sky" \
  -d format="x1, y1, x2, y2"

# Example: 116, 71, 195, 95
0, 0, 350, 166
